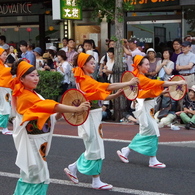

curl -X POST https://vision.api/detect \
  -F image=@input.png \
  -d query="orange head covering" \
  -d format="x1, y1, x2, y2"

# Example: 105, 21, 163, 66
12, 60, 34, 96
132, 55, 144, 76
0, 47, 5, 55
72, 52, 91, 83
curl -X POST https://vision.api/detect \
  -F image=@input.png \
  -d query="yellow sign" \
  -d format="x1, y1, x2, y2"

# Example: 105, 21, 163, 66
124, 0, 179, 9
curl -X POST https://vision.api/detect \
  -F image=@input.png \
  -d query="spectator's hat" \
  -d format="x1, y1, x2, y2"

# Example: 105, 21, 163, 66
49, 45, 57, 51
42, 53, 51, 59
33, 47, 42, 55
146, 48, 156, 54
128, 38, 139, 45
181, 41, 191, 47
189, 85, 195, 92
3, 44, 9, 50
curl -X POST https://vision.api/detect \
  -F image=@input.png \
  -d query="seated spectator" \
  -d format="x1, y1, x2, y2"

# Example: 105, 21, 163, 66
145, 48, 161, 79
176, 85, 195, 130
155, 48, 174, 81
154, 89, 179, 128
119, 100, 138, 124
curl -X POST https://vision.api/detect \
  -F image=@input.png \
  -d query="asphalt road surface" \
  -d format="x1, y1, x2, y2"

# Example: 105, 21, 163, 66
0, 133, 195, 195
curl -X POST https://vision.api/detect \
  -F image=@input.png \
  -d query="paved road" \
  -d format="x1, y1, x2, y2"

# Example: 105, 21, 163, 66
0, 131, 195, 195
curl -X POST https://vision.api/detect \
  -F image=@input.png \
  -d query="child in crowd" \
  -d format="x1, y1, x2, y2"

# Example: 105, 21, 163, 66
176, 85, 195, 130
0, 59, 90, 195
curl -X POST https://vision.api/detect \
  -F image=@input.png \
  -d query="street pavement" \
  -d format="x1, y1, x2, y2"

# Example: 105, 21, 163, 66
0, 120, 194, 195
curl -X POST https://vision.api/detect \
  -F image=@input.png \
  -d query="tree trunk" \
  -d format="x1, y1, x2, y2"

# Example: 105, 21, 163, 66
113, 0, 126, 121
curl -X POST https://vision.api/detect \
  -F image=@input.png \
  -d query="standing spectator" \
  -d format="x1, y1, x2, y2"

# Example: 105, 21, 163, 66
19, 40, 36, 66
176, 85, 195, 130
56, 50, 71, 94
176, 41, 195, 88
42, 53, 55, 71
184, 35, 195, 54
33, 47, 43, 70
61, 37, 68, 52
99, 40, 115, 77
170, 38, 182, 75
6, 45, 16, 67
76, 44, 83, 53
155, 48, 174, 81
102, 47, 115, 83
145, 48, 161, 79
0, 48, 12, 135
123, 38, 145, 71
66, 39, 77, 65
0, 35, 8, 48
83, 39, 99, 63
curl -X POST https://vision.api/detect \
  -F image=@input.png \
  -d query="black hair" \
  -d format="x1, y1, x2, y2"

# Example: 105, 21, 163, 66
0, 35, 6, 42
67, 38, 75, 43
62, 37, 68, 41
57, 50, 67, 61
72, 53, 94, 68
161, 47, 173, 60
83, 39, 92, 46
11, 59, 36, 77
107, 47, 114, 54
172, 38, 182, 45
19, 40, 27, 47
89, 39, 96, 49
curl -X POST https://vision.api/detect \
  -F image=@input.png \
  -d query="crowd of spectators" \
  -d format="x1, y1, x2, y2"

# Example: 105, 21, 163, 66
1, 34, 195, 134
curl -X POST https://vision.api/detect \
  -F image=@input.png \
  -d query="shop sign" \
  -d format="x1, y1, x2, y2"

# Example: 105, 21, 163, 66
124, 0, 179, 9
60, 0, 82, 20
0, 2, 44, 16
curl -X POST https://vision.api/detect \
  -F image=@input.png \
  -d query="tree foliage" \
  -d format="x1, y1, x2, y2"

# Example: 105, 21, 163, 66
77, 0, 133, 23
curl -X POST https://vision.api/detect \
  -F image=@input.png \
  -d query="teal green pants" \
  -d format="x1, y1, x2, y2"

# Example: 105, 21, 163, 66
13, 178, 48, 195
129, 133, 158, 156
77, 153, 103, 176
180, 112, 195, 124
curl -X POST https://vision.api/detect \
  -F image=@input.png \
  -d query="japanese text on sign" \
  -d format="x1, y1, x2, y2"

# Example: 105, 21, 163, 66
61, 0, 82, 20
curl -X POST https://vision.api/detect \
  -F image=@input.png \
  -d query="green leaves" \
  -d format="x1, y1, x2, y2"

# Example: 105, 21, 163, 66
35, 71, 64, 101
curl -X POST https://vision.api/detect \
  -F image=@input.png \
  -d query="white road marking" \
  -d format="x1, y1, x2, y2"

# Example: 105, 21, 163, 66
0, 171, 173, 195
53, 133, 195, 145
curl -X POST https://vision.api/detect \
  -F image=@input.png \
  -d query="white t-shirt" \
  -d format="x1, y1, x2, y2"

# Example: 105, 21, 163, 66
57, 61, 71, 84
157, 60, 174, 81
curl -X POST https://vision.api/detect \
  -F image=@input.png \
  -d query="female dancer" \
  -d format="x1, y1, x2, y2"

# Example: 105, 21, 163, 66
64, 52, 139, 190
0, 59, 90, 195
117, 55, 186, 168
0, 48, 12, 135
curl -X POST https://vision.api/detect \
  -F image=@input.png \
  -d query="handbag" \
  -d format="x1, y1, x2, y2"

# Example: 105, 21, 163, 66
157, 108, 170, 119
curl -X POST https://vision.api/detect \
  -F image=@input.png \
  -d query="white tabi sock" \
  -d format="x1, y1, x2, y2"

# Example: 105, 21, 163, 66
68, 162, 77, 177
121, 147, 131, 157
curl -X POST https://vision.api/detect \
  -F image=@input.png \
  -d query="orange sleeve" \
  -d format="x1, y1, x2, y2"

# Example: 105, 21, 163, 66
17, 90, 59, 129
79, 75, 111, 100
138, 74, 165, 98
0, 66, 15, 90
